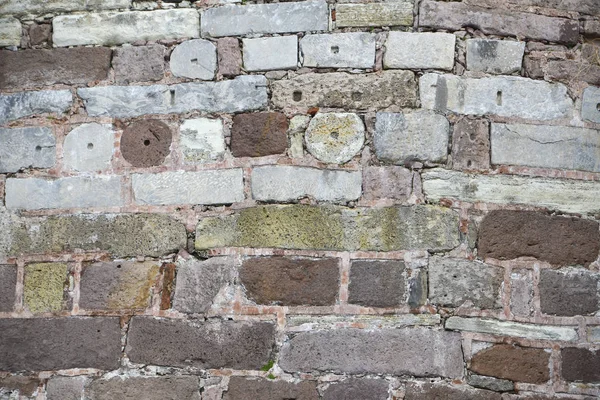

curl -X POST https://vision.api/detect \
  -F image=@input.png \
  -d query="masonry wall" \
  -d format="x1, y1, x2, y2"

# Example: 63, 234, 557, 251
0, 0, 600, 398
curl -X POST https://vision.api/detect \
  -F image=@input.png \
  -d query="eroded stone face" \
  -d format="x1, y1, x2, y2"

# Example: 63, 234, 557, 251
63, 123, 114, 172
113, 45, 165, 84
88, 377, 201, 400
170, 39, 217, 80
0, 127, 56, 173
180, 118, 225, 163
223, 377, 318, 400
230, 112, 288, 157
120, 119, 172, 168
470, 344, 551, 384
305, 113, 365, 164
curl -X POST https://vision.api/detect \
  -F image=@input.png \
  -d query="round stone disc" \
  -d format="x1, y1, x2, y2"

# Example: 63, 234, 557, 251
120, 119, 172, 167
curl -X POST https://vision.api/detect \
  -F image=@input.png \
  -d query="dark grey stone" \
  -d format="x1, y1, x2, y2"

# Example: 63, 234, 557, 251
88, 376, 201, 400
539, 269, 599, 316
322, 378, 389, 400
0, 264, 17, 312
348, 260, 405, 308
223, 377, 318, 400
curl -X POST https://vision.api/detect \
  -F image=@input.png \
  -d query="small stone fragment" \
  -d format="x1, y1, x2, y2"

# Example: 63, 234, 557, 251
0, 264, 17, 312
305, 113, 365, 164
582, 86, 600, 123
451, 118, 490, 171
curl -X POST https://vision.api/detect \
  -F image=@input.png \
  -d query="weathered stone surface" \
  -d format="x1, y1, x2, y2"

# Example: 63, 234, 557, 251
467, 375, 514, 393
304, 113, 365, 164
272, 71, 417, 110
336, 2, 413, 28
230, 112, 288, 157
133, 169, 244, 206
0, 90, 72, 124
243, 36, 297, 71
173, 256, 237, 313
0, 376, 40, 397
301, 33, 376, 69
0, 317, 121, 371
539, 269, 599, 316
419, 1, 579, 44
279, 327, 463, 377
479, 210, 600, 267
584, 19, 600, 36
445, 317, 578, 341
0, 264, 16, 312
322, 378, 389, 400
562, 348, 600, 383
240, 256, 339, 306
420, 73, 573, 120
63, 123, 114, 172
467, 39, 525, 74
28, 23, 51, 46
429, 257, 503, 309
288, 115, 310, 158
478, 0, 600, 16
0, 127, 55, 173
217, 37, 242, 76
201, 0, 328, 37
348, 260, 405, 308
422, 168, 600, 215
46, 376, 86, 400
112, 45, 165, 84
180, 118, 225, 162
582, 86, 600, 123
511, 269, 533, 317
6, 176, 123, 210
126, 317, 275, 369
384, 32, 455, 70
195, 205, 459, 252
224, 377, 317, 400
53, 9, 200, 47
0, 0, 131, 16
363, 166, 419, 201
0, 47, 111, 89
544, 60, 600, 86
405, 382, 502, 400
470, 344, 550, 384
374, 111, 449, 164
80, 261, 160, 310
121, 119, 171, 167
79, 76, 268, 117
89, 376, 201, 400
0, 17, 20, 47
451, 118, 490, 171
23, 263, 67, 313
170, 39, 216, 80
252, 166, 361, 202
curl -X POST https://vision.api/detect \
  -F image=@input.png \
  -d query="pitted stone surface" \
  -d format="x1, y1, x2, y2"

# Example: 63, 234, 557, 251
470, 344, 551, 384
88, 377, 201, 400
46, 376, 87, 400
405, 382, 502, 400
113, 45, 165, 84
451, 118, 490, 171
467, 39, 525, 74
301, 33, 376, 69
0, 0, 131, 15
23, 263, 67, 314
180, 118, 225, 162
0, 17, 21, 47
582, 86, 600, 123
170, 39, 217, 80
63, 123, 114, 172
335, 2, 413, 27
363, 166, 420, 201
231, 112, 288, 157
224, 377, 318, 400
0, 265, 17, 312
384, 32, 455, 70
562, 348, 600, 383
121, 119, 172, 168
348, 260, 405, 308
217, 37, 242, 76
305, 113, 365, 164
0, 376, 43, 397
243, 36, 297, 71
539, 269, 599, 316
0, 127, 56, 173
322, 378, 389, 400
0, 90, 72, 124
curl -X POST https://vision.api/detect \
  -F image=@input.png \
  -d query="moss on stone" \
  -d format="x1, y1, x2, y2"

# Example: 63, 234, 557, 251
23, 263, 67, 313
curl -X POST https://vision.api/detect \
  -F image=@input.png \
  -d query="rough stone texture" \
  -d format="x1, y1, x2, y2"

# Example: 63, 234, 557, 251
582, 86, 600, 123
467, 375, 514, 393
53, 9, 200, 47
321, 378, 388, 400
0, 376, 40, 397
271, 71, 417, 110
511, 269, 533, 317
240, 256, 339, 306
478, 0, 600, 16
46, 377, 86, 400
466, 39, 525, 74
478, 210, 600, 267
195, 205, 460, 252
405, 382, 502, 400
451, 118, 490, 171
170, 39, 217, 80
23, 263, 67, 313
5, 176, 123, 210
28, 23, 52, 46
88, 376, 201, 400
0, 127, 56, 173
374, 111, 449, 164
445, 317, 578, 342
420, 73, 573, 120
217, 37, 242, 77
0, 0, 131, 15
180, 118, 225, 162
243, 36, 297, 71
279, 327, 463, 377
0, 317, 121, 371
133, 169, 244, 206
562, 348, 600, 383
0, 89, 72, 124
63, 123, 114, 172
173, 256, 237, 313
584, 19, 600, 36
0, 47, 111, 89
429, 257, 503, 309
288, 115, 310, 158
335, 2, 413, 28
230, 112, 288, 157
544, 60, 600, 86
419, 0, 579, 44
252, 166, 362, 202
0, 264, 16, 312
384, 32, 455, 71
363, 166, 420, 201
112, 45, 165, 84
121, 119, 172, 168
224, 377, 318, 400
470, 344, 550, 384
0, 17, 21, 47
78, 75, 267, 117
301, 33, 376, 69
80, 261, 160, 310
422, 168, 600, 215
539, 269, 599, 316
304, 113, 365, 164
201, 0, 328, 37
126, 317, 275, 369
348, 260, 405, 308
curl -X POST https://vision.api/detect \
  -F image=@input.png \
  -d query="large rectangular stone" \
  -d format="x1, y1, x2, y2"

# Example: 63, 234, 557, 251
384, 32, 455, 70
53, 9, 199, 47
126, 317, 275, 369
78, 75, 267, 117
466, 39, 525, 74
336, 2, 413, 28
132, 169, 244, 206
201, 0, 328, 37
0, 0, 131, 16
195, 204, 459, 252
491, 123, 600, 172
539, 269, 599, 316
0, 17, 21, 47
224, 378, 318, 400
420, 73, 573, 120
0, 90, 72, 124
348, 260, 406, 308
0, 127, 55, 173
279, 327, 463, 377
251, 166, 362, 202
301, 33, 376, 69
88, 377, 201, 400
445, 317, 578, 341
0, 317, 121, 371
242, 36, 298, 71
6, 176, 123, 210
271, 71, 417, 110
467, 0, 600, 17
422, 168, 600, 215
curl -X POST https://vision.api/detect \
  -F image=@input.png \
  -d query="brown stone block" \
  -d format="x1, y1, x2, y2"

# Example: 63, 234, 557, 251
120, 119, 172, 167
230, 112, 288, 157
470, 344, 550, 384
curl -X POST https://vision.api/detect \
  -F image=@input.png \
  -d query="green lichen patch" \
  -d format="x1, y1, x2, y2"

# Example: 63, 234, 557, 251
23, 263, 68, 313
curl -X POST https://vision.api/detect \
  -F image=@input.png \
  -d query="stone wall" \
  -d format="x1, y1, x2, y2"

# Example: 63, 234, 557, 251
0, 0, 599, 398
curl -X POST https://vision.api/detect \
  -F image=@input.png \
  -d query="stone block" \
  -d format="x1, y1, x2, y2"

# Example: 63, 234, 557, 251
348, 260, 405, 308
0, 127, 55, 173
466, 39, 525, 74
467, 375, 514, 393
335, 2, 413, 28
113, 45, 165, 84
230, 112, 288, 157
405, 382, 502, 400
384, 32, 455, 70
304, 113, 365, 164
363, 166, 419, 201
0, 265, 16, 312
562, 348, 600, 383
445, 317, 578, 341
451, 118, 490, 171
46, 377, 87, 400
582, 86, 600, 123
0, 17, 21, 47
243, 36, 297, 71
539, 269, 599, 316
0, 0, 131, 15
88, 376, 201, 400
0, 90, 72, 124
223, 377, 318, 400
170, 39, 217, 80
28, 23, 51, 46
470, 344, 550, 384
120, 119, 172, 168
217, 37, 242, 76
63, 123, 114, 172
510, 269, 533, 317
180, 118, 225, 162
322, 378, 389, 400
23, 263, 67, 314
301, 33, 376, 69
0, 376, 40, 397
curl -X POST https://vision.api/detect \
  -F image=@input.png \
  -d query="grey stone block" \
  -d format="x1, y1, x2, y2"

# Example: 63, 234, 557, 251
88, 376, 201, 400
0, 265, 17, 312
510, 269, 533, 317
348, 260, 405, 308
46, 376, 87, 400
405, 382, 502, 400
582, 86, 600, 123
363, 166, 419, 201
322, 378, 389, 400
539, 268, 599, 316
445, 317, 578, 341
384, 32, 455, 70
0, 127, 55, 173
180, 118, 226, 163
1, 0, 130, 15
243, 36, 297, 71
0, 17, 21, 47
113, 45, 165, 84
467, 374, 514, 393
301, 32, 376, 69
224, 377, 318, 400
0, 90, 72, 124
335, 2, 413, 28
467, 39, 525, 74
63, 123, 114, 172
170, 39, 217, 80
